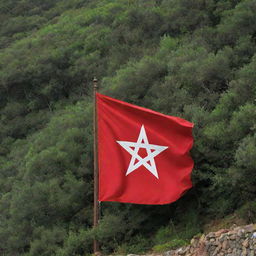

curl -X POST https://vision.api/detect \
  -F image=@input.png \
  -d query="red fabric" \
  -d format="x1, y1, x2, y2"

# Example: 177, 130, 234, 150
97, 93, 194, 205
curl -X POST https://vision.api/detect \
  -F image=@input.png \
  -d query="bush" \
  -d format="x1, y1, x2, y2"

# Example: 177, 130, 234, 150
237, 202, 256, 223
116, 235, 152, 255
153, 226, 176, 245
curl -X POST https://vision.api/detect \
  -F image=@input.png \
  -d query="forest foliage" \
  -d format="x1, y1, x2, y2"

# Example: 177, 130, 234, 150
0, 0, 256, 255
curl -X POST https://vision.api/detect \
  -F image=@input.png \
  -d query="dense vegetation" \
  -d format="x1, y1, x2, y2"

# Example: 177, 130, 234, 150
0, 0, 256, 255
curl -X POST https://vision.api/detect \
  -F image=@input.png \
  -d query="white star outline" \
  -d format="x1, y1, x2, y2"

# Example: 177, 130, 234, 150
116, 125, 168, 179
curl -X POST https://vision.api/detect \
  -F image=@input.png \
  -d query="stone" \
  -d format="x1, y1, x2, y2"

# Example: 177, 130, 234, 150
219, 233, 229, 242
215, 229, 229, 236
232, 248, 237, 254
236, 249, 242, 256
231, 224, 238, 230
199, 234, 205, 243
228, 230, 236, 235
197, 242, 207, 256
243, 238, 249, 248
244, 224, 255, 232
149, 224, 256, 256
163, 251, 173, 256
207, 232, 216, 240
222, 240, 229, 250
238, 229, 245, 237
212, 246, 220, 256
229, 234, 236, 240
230, 241, 237, 249
189, 247, 194, 253
249, 250, 255, 256
190, 238, 195, 245
242, 247, 248, 256
176, 247, 187, 255
205, 243, 211, 251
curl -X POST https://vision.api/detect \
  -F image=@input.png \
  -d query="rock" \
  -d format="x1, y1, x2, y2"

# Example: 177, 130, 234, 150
249, 250, 255, 256
207, 232, 216, 239
219, 234, 226, 242
229, 234, 236, 240
189, 247, 194, 253
222, 240, 229, 250
190, 237, 199, 248
232, 248, 237, 255
242, 247, 248, 256
215, 229, 229, 236
228, 230, 236, 235
212, 246, 220, 256
147, 224, 256, 256
199, 234, 205, 243
244, 224, 255, 232
227, 248, 232, 253
176, 247, 187, 255
238, 229, 245, 237
190, 238, 195, 244
243, 238, 249, 248
236, 249, 242, 256
230, 224, 238, 230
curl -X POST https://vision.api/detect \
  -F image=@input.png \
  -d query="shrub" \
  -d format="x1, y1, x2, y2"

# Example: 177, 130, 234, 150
237, 202, 256, 223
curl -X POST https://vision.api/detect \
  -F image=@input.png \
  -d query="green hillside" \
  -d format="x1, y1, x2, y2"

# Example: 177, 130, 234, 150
0, 0, 256, 255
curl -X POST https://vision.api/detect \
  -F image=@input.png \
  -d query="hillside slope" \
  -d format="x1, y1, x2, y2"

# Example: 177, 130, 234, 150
0, 0, 256, 255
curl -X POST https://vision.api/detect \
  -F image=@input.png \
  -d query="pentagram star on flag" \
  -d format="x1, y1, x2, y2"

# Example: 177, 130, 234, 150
97, 93, 194, 204
117, 125, 168, 179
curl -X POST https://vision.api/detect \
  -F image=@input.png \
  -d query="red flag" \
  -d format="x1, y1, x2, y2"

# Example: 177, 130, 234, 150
97, 93, 194, 205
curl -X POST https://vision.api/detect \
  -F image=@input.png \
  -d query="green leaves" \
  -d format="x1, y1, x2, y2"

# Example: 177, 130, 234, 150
217, 0, 256, 46
0, 102, 90, 255
1, 0, 256, 255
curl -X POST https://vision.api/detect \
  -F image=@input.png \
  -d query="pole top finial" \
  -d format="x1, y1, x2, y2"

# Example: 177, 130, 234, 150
93, 77, 98, 89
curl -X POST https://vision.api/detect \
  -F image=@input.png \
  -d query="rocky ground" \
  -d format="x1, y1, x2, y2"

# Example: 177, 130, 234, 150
127, 224, 256, 256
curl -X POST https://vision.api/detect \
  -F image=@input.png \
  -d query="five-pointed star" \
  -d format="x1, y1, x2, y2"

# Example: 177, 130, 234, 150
116, 125, 168, 179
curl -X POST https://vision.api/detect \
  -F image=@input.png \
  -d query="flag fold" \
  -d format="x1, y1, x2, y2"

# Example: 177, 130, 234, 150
97, 93, 194, 205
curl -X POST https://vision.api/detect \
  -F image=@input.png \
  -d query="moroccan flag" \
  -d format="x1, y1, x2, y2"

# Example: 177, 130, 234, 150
97, 93, 194, 205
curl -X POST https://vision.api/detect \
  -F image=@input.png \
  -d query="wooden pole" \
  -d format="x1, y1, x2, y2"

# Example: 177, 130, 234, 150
93, 77, 100, 254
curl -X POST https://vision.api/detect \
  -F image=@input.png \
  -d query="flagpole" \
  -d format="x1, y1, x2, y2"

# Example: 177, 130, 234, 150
93, 77, 100, 254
